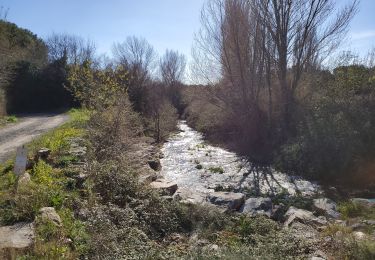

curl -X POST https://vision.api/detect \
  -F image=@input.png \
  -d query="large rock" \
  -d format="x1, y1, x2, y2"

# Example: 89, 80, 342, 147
284, 206, 327, 228
0, 222, 35, 257
240, 197, 272, 217
38, 207, 62, 227
150, 179, 178, 196
313, 198, 341, 219
208, 192, 245, 211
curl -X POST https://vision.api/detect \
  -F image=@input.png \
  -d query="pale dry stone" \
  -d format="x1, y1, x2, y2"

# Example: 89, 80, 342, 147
150, 179, 178, 196
208, 192, 245, 211
284, 206, 327, 228
313, 198, 341, 219
240, 197, 272, 217
0, 222, 35, 258
38, 207, 62, 227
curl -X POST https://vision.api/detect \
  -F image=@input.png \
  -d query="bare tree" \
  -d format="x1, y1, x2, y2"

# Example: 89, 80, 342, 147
253, 0, 358, 134
160, 50, 186, 86
193, 0, 358, 139
112, 36, 157, 112
46, 33, 96, 64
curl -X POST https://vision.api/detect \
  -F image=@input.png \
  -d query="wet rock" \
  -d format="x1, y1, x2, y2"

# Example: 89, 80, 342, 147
0, 222, 35, 256
240, 197, 272, 217
38, 207, 62, 227
284, 206, 327, 228
173, 188, 206, 204
313, 198, 341, 219
150, 179, 178, 195
208, 192, 245, 210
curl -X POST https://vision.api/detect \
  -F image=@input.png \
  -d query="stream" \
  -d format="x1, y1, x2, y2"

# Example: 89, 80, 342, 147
160, 121, 319, 201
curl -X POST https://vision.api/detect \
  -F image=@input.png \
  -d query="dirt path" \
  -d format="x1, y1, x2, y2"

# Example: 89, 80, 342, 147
0, 114, 69, 163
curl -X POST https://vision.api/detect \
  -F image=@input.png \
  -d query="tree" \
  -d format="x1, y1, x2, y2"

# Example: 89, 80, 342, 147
253, 0, 358, 136
192, 0, 358, 161
160, 50, 186, 114
112, 36, 157, 112
46, 33, 96, 65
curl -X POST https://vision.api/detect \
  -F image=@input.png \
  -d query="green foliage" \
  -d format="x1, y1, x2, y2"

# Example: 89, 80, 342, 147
66, 61, 128, 108
276, 66, 375, 184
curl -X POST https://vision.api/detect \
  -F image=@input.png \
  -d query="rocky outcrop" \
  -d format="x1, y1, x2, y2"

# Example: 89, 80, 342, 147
150, 179, 178, 196
0, 222, 35, 258
208, 192, 245, 211
38, 207, 62, 227
240, 197, 272, 217
313, 198, 341, 219
284, 206, 327, 228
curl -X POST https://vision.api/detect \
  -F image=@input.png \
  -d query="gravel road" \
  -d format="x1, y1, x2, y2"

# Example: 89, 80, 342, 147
0, 114, 69, 163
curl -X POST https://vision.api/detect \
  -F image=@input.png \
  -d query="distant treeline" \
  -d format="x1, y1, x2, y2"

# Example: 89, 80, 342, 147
0, 20, 76, 114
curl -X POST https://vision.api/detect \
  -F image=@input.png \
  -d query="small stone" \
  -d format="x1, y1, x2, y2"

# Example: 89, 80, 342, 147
18, 172, 31, 186
38, 207, 62, 227
353, 231, 367, 240
37, 148, 51, 160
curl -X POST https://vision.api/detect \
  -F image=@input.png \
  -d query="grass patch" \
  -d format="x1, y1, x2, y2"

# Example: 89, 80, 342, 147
338, 201, 375, 220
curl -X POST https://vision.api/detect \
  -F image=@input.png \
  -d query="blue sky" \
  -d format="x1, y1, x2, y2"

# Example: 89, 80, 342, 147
1, 0, 374, 60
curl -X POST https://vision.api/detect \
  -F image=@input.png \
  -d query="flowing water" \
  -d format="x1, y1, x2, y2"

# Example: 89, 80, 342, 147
160, 121, 319, 200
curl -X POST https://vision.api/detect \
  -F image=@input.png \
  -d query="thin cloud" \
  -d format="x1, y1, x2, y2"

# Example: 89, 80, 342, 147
351, 30, 375, 40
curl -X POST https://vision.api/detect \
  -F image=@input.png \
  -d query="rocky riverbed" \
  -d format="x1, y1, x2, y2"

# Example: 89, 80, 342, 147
159, 121, 319, 204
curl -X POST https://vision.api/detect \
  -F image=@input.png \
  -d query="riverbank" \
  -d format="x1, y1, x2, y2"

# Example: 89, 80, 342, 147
1, 112, 374, 259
